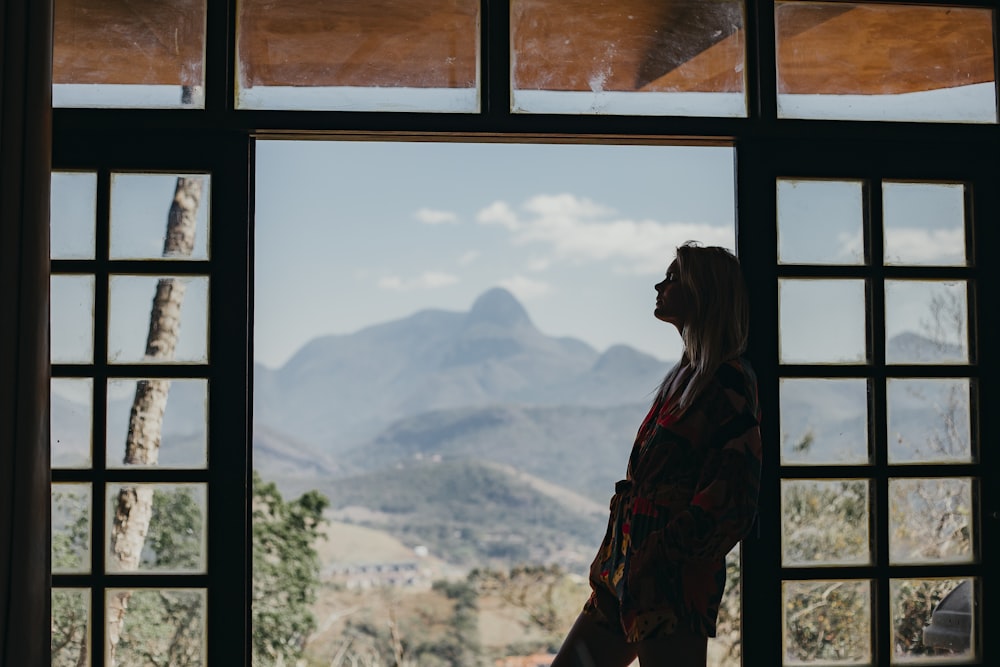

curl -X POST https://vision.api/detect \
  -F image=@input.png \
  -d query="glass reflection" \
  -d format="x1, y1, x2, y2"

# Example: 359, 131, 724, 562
105, 484, 207, 574
783, 580, 872, 664
106, 378, 208, 469
891, 578, 975, 662
885, 280, 968, 364
887, 378, 972, 464
51, 274, 95, 364
889, 477, 973, 564
780, 279, 867, 364
107, 275, 209, 364
776, 3, 996, 123
51, 378, 93, 469
781, 479, 871, 566
780, 378, 869, 465
110, 174, 210, 260
50, 172, 97, 260
511, 0, 746, 116
777, 179, 865, 265
883, 182, 966, 266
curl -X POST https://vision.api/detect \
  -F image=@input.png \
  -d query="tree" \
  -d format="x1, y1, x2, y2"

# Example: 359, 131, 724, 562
107, 175, 205, 664
252, 471, 329, 666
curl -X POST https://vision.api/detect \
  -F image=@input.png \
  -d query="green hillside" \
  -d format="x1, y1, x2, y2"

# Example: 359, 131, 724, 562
319, 459, 606, 573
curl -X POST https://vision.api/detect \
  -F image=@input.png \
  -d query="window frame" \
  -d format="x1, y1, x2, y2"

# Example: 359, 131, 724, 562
49, 0, 1000, 664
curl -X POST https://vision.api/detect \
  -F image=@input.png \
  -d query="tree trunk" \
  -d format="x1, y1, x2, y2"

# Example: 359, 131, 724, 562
107, 176, 203, 664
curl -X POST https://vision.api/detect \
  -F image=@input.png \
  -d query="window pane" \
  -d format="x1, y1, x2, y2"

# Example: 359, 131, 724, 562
52, 378, 93, 468
885, 280, 968, 364
780, 378, 868, 465
106, 484, 207, 574
51, 274, 95, 364
108, 275, 209, 364
781, 479, 870, 566
891, 578, 976, 662
779, 279, 867, 364
106, 378, 208, 468
889, 477, 973, 565
511, 0, 746, 116
110, 174, 210, 260
237, 0, 479, 111
883, 182, 967, 266
53, 0, 206, 108
783, 580, 871, 664
105, 589, 206, 664
52, 588, 90, 667
776, 3, 996, 123
887, 378, 972, 464
253, 140, 737, 665
777, 179, 865, 265
52, 483, 92, 574
51, 172, 97, 260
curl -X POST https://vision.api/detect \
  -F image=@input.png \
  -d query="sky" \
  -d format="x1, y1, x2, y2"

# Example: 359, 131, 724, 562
252, 141, 736, 368
48, 137, 971, 373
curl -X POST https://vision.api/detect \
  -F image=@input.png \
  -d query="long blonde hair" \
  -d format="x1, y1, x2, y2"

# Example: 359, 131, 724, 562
659, 242, 750, 413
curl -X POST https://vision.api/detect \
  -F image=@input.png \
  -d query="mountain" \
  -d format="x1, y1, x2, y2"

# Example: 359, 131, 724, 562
345, 401, 648, 499
253, 287, 670, 457
320, 458, 607, 571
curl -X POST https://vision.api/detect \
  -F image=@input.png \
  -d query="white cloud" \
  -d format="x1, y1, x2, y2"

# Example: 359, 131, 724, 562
458, 250, 480, 266
475, 200, 520, 230
498, 275, 553, 299
377, 271, 460, 291
415, 208, 459, 225
476, 193, 732, 274
884, 227, 965, 264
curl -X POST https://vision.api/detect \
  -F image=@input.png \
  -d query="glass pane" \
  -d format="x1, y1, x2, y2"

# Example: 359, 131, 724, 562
511, 0, 746, 116
888, 379, 972, 464
889, 477, 973, 565
52, 378, 93, 468
253, 140, 737, 666
107, 275, 209, 364
780, 379, 868, 465
781, 479, 870, 566
783, 580, 871, 664
53, 0, 206, 108
780, 279, 867, 364
777, 179, 864, 265
891, 578, 976, 662
51, 274, 95, 364
883, 182, 967, 266
106, 378, 208, 468
105, 589, 206, 664
52, 483, 91, 574
110, 174, 210, 260
106, 483, 207, 574
885, 280, 968, 364
52, 588, 90, 667
50, 172, 97, 259
776, 3, 996, 123
237, 0, 479, 111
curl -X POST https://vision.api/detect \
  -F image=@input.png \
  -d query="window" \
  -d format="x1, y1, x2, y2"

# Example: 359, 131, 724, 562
46, 0, 998, 665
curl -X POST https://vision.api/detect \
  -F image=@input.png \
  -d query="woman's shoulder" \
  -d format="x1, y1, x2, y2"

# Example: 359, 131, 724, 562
708, 357, 760, 418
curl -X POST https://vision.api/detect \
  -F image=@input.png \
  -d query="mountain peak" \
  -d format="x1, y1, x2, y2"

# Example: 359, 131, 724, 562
466, 287, 532, 329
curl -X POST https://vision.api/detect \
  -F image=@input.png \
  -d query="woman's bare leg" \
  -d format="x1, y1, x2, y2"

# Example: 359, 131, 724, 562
635, 632, 707, 667
550, 612, 638, 667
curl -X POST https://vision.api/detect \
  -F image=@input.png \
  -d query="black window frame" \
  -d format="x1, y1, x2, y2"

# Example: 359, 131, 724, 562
50, 0, 999, 664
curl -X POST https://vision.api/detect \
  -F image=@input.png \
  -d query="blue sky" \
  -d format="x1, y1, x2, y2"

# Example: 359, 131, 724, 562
253, 141, 737, 367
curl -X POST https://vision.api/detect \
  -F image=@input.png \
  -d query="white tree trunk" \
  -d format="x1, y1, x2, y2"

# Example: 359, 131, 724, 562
107, 176, 203, 665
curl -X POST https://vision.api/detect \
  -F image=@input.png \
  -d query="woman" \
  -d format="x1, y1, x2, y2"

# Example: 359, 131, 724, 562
552, 242, 762, 667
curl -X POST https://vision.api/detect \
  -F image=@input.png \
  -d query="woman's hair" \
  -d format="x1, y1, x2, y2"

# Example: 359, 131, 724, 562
659, 241, 750, 413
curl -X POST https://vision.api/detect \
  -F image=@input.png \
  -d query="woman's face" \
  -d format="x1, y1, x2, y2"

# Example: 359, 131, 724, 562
654, 259, 691, 329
